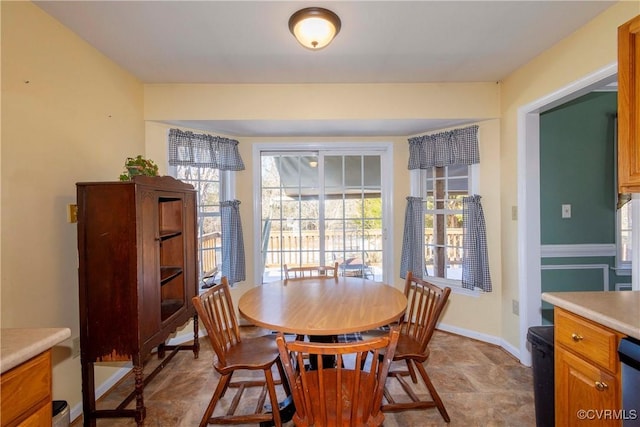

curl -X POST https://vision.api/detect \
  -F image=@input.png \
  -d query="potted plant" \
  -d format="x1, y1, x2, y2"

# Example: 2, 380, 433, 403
119, 155, 159, 181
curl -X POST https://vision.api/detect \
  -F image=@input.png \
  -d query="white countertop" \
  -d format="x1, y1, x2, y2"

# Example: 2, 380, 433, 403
541, 291, 640, 340
1, 328, 71, 373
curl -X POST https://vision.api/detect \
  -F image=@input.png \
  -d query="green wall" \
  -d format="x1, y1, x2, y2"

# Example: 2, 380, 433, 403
540, 91, 630, 324
540, 92, 617, 245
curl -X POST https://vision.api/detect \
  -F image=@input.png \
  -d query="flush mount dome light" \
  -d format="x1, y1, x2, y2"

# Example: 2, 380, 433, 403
288, 7, 341, 50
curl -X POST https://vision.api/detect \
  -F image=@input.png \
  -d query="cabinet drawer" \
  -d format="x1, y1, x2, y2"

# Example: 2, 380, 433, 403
14, 403, 50, 427
0, 351, 52, 427
555, 308, 619, 373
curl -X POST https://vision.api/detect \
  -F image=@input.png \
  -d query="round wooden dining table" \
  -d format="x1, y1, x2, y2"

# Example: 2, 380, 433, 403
238, 276, 408, 336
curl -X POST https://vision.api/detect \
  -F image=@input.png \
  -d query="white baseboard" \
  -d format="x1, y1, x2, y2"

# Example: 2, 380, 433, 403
69, 365, 131, 422
499, 338, 523, 365
437, 322, 523, 365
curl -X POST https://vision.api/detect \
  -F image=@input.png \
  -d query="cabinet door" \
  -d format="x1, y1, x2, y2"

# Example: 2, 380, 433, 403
183, 190, 198, 304
139, 187, 162, 342
618, 14, 640, 193
556, 347, 621, 426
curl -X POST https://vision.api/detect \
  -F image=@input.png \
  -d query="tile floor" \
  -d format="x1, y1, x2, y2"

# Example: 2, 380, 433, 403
71, 328, 536, 427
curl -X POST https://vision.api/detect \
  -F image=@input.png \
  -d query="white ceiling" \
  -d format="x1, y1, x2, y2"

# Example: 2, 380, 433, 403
35, 0, 616, 136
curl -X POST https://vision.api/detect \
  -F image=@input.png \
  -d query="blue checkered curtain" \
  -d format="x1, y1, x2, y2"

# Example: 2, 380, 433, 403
400, 197, 425, 279
404, 125, 492, 291
462, 195, 492, 292
408, 125, 479, 169
221, 200, 245, 286
168, 128, 245, 171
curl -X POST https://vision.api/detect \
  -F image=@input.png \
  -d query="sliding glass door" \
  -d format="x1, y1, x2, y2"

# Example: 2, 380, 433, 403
259, 148, 386, 282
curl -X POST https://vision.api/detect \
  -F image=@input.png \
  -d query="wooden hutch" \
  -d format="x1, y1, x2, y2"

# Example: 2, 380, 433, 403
76, 176, 199, 426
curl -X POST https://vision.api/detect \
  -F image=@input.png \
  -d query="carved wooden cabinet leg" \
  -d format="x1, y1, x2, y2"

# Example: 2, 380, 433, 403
81, 361, 97, 427
133, 362, 146, 426
157, 343, 166, 359
193, 314, 200, 359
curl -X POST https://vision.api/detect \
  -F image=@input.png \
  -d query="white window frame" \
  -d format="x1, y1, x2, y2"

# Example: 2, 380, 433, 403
615, 199, 632, 274
169, 165, 236, 281
252, 142, 394, 284
410, 163, 481, 296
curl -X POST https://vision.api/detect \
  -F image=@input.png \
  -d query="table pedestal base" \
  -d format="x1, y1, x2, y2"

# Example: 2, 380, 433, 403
260, 395, 295, 427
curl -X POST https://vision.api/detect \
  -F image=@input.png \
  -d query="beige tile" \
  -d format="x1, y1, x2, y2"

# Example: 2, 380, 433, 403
72, 328, 536, 426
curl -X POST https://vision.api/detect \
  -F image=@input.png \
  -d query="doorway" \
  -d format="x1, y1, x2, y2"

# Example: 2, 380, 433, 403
518, 63, 618, 366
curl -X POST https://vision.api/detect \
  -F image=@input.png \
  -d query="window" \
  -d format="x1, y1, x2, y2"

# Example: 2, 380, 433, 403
168, 128, 244, 284
616, 199, 632, 271
422, 164, 469, 280
254, 143, 392, 284
410, 162, 479, 286
405, 125, 489, 292
173, 165, 222, 279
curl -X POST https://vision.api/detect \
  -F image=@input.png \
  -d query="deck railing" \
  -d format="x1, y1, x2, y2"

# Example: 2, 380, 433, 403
261, 229, 463, 267
199, 228, 464, 274
200, 232, 221, 275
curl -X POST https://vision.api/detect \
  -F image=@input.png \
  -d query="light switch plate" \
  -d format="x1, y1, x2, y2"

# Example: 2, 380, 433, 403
561, 204, 571, 219
72, 336, 81, 358
67, 204, 78, 223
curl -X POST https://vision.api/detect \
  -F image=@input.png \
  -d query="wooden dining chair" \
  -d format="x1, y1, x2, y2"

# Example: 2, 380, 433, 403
275, 327, 400, 427
192, 277, 290, 427
381, 271, 451, 422
283, 262, 339, 342
284, 262, 339, 280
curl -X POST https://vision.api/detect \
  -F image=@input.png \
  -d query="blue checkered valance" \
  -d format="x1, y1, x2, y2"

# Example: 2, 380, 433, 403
407, 125, 479, 169
168, 128, 245, 171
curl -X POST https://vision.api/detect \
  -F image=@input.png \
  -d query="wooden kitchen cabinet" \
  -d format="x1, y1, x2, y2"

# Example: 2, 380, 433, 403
617, 14, 640, 193
76, 176, 199, 426
0, 350, 52, 427
554, 308, 625, 426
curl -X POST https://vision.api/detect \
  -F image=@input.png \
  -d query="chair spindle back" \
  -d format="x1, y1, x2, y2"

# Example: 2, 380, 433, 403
276, 328, 399, 427
284, 262, 339, 280
192, 277, 241, 368
401, 272, 451, 354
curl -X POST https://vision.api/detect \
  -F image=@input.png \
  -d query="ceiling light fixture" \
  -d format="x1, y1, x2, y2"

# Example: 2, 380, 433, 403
288, 7, 341, 50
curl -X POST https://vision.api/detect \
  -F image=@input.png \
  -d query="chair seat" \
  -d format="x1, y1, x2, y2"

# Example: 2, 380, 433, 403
374, 331, 429, 362
392, 333, 430, 362
215, 335, 281, 374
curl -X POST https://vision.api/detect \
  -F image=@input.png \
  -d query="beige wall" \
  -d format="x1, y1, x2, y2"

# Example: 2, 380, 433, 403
144, 82, 500, 122
499, 1, 640, 349
145, 95, 503, 339
1, 1, 144, 408
4, 0, 640, 419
